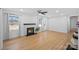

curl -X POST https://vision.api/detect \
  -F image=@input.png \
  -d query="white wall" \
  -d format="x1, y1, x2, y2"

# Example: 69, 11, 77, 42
48, 16, 68, 33
0, 9, 3, 49
3, 13, 9, 40
67, 16, 70, 32
19, 15, 37, 36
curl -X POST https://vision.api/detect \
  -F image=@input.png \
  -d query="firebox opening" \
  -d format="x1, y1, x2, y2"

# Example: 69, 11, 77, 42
27, 27, 34, 36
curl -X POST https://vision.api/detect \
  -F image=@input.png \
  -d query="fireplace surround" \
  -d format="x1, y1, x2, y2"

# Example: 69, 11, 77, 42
27, 27, 34, 36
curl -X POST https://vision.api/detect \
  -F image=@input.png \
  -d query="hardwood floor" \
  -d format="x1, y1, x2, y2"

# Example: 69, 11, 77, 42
3, 31, 72, 50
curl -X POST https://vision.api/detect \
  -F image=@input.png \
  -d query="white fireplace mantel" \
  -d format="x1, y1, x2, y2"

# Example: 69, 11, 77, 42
24, 25, 36, 35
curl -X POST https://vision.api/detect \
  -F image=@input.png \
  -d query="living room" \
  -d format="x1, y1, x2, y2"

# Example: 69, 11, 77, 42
0, 8, 78, 50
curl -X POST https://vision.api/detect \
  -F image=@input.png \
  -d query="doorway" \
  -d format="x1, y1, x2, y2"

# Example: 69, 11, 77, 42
37, 15, 48, 32
8, 14, 20, 39
67, 16, 78, 50
70, 16, 78, 32
3, 13, 20, 40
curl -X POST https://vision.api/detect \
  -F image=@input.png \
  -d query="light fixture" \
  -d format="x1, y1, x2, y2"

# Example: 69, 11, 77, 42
39, 13, 42, 15
56, 10, 59, 13
20, 9, 24, 12
39, 24, 42, 27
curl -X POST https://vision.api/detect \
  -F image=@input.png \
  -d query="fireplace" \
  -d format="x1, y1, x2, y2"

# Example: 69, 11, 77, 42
27, 27, 34, 36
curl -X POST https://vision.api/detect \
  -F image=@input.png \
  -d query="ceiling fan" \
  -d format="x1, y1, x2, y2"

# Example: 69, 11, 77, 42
37, 10, 47, 15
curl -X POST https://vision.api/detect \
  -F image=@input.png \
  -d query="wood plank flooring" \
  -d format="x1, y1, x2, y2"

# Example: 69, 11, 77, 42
3, 31, 72, 50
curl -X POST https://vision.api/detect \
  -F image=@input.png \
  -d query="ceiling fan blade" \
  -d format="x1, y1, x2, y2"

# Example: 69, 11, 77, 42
37, 10, 47, 15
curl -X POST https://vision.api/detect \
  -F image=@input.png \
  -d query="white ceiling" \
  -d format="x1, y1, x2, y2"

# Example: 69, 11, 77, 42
4, 8, 79, 17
